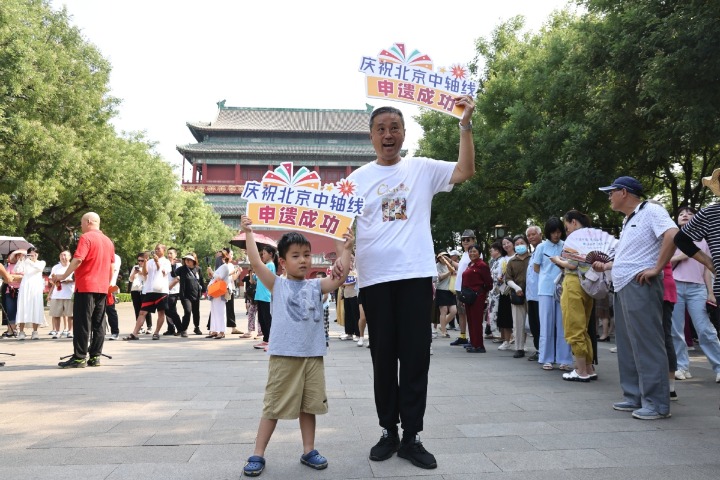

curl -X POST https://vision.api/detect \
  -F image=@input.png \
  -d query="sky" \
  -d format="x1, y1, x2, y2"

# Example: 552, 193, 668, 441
50, 0, 574, 180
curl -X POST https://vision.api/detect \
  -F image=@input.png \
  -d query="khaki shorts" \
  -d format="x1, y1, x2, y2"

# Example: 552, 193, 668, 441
49, 298, 73, 317
262, 356, 328, 420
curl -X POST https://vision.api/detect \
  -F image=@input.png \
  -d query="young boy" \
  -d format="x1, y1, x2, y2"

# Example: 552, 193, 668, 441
240, 214, 354, 477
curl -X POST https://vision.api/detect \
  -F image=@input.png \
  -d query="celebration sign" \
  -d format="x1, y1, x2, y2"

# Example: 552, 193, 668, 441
241, 163, 365, 240
359, 43, 477, 118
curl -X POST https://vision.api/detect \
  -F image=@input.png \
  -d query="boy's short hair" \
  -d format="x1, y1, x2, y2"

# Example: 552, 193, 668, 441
277, 232, 312, 259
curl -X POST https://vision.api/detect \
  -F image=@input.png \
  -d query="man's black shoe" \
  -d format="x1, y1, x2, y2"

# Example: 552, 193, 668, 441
397, 435, 437, 469
450, 337, 469, 346
193, 327, 203, 335
87, 356, 101, 367
528, 352, 539, 361
369, 429, 400, 461
513, 350, 525, 358
163, 329, 175, 336
58, 356, 86, 369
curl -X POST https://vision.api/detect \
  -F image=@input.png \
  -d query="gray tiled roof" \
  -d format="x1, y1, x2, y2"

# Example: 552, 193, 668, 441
187, 106, 372, 134
176, 143, 378, 157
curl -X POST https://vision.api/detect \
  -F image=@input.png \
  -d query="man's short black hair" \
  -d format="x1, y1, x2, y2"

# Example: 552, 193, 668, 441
277, 232, 312, 259
369, 106, 405, 130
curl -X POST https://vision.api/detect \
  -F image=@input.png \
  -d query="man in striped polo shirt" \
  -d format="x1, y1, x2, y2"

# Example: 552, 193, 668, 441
675, 168, 720, 385
595, 176, 678, 420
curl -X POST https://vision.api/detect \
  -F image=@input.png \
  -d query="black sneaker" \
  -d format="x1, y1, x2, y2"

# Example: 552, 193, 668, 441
369, 428, 400, 461
163, 329, 175, 336
397, 435, 437, 469
87, 356, 101, 367
449, 337, 469, 346
670, 390, 678, 401
194, 327, 203, 335
58, 356, 86, 369
528, 352, 539, 362
513, 349, 525, 358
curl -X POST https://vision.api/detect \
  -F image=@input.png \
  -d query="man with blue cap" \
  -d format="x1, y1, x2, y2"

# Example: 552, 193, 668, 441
594, 176, 678, 419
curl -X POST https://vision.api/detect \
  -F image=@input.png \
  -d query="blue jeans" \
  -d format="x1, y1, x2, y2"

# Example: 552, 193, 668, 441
3, 293, 17, 324
671, 281, 720, 374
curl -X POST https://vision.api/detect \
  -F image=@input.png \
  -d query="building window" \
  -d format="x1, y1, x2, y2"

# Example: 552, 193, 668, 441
205, 165, 235, 183
243, 167, 267, 182
321, 167, 346, 184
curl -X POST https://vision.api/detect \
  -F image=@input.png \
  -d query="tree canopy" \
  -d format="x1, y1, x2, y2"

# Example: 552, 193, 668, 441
417, 0, 720, 247
0, 0, 232, 266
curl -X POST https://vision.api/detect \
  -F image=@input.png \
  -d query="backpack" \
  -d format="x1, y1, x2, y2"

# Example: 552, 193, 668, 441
578, 268, 611, 299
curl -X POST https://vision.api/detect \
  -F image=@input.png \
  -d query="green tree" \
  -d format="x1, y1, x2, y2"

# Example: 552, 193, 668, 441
0, 0, 233, 266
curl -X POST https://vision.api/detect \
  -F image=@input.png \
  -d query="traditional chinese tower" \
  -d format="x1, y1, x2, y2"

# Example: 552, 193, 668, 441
178, 101, 382, 258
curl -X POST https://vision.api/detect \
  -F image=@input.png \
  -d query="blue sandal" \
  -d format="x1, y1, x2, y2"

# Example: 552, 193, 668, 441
243, 455, 265, 477
300, 449, 328, 470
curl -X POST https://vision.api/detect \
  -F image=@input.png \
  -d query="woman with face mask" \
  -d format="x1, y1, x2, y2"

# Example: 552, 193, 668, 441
505, 235, 531, 358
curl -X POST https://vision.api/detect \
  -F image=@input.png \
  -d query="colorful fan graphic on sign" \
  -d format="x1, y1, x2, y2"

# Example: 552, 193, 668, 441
241, 163, 364, 240
359, 42, 477, 118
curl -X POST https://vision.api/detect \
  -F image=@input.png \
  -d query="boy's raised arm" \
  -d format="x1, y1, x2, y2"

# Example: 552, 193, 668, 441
241, 215, 276, 292
321, 228, 354, 294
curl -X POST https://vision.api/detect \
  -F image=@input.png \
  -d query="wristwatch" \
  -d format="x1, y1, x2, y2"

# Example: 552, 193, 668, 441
459, 121, 472, 131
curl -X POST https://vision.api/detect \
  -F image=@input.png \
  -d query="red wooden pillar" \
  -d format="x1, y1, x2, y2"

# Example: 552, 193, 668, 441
235, 164, 241, 184
202, 163, 208, 184
345, 165, 352, 176
192, 162, 197, 183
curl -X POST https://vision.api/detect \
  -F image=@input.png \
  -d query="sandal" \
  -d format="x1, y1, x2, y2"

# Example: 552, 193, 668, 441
240, 333, 253, 338
214, 333, 225, 339
300, 449, 328, 470
123, 334, 140, 341
152, 333, 160, 340
243, 455, 266, 477
558, 364, 573, 371
206, 333, 217, 338
542, 363, 554, 370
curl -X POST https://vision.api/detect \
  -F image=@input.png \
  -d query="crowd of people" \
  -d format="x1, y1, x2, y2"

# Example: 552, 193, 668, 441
4, 100, 720, 476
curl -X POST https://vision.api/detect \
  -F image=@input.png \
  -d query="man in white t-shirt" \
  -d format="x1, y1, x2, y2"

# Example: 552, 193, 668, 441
49, 251, 75, 339
105, 254, 121, 340
348, 98, 476, 470
596, 176, 678, 420
124, 243, 171, 340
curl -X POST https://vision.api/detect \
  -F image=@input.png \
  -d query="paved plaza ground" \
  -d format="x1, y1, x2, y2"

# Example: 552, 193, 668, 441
1, 299, 720, 480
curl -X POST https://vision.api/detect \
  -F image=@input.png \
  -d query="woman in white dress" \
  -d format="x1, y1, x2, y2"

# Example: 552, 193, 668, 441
207, 249, 232, 339
16, 247, 47, 340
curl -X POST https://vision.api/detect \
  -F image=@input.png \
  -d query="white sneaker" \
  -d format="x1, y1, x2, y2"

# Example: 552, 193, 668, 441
610, 347, 617, 353
430, 346, 434, 355
365, 341, 371, 348
31, 331, 39, 340
357, 338, 364, 347
60, 330, 68, 338
683, 369, 692, 379
17, 331, 26, 340
339, 333, 351, 341
67, 332, 73, 338
52, 331, 59, 339
431, 331, 439, 339
716, 373, 720, 384
48, 330, 57, 336
352, 335, 358, 341
498, 341, 510, 350
675, 370, 686, 380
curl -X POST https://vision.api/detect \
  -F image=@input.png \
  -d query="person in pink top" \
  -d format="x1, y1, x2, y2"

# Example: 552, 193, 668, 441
661, 262, 678, 400
670, 206, 720, 382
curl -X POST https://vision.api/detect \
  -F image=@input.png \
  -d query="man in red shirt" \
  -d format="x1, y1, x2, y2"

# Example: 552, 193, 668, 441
53, 212, 115, 368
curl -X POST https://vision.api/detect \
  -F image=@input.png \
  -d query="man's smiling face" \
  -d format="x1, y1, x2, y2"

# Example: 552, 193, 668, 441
370, 112, 405, 165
